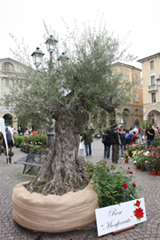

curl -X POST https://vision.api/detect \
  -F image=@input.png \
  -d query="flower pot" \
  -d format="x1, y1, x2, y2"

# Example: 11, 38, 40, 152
129, 152, 132, 157
12, 182, 99, 233
141, 166, 145, 171
151, 169, 157, 175
125, 159, 129, 163
157, 170, 160, 176
136, 165, 140, 169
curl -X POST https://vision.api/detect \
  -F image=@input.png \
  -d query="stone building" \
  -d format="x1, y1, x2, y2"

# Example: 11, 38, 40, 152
137, 53, 160, 127
0, 58, 24, 129
112, 62, 143, 129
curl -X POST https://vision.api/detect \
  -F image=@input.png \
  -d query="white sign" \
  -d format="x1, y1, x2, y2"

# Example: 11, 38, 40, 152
95, 197, 147, 237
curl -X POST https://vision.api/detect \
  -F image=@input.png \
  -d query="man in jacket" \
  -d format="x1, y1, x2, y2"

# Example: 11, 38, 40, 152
146, 124, 155, 148
111, 124, 120, 163
81, 125, 94, 157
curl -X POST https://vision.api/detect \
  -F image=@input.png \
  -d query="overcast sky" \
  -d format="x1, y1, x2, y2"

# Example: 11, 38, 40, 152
1, 0, 160, 68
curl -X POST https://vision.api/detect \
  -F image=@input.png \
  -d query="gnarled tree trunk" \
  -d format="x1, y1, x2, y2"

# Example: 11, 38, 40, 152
28, 113, 89, 196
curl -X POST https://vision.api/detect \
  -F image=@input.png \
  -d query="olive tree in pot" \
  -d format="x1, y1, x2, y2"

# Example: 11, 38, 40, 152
6, 20, 133, 232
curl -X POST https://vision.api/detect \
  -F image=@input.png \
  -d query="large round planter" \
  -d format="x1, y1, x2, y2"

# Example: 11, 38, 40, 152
12, 181, 99, 233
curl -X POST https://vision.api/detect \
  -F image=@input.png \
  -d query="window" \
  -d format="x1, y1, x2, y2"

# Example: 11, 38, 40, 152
151, 75, 155, 85
135, 109, 139, 115
150, 60, 154, 70
133, 74, 139, 83
151, 92, 156, 103
2, 62, 14, 71
134, 92, 139, 102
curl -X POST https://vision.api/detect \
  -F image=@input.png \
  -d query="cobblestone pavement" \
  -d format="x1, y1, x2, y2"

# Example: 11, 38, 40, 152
1, 140, 160, 240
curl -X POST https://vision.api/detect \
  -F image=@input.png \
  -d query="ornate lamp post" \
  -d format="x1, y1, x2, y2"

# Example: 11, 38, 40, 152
31, 36, 69, 147
31, 47, 44, 69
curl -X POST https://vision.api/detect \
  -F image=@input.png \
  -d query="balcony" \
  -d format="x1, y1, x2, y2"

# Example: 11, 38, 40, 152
148, 84, 158, 92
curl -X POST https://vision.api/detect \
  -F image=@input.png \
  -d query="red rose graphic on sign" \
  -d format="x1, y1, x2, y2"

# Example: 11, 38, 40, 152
133, 200, 144, 221
134, 208, 144, 219
135, 200, 141, 207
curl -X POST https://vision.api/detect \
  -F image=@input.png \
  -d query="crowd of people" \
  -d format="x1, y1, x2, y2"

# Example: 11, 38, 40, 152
81, 123, 159, 164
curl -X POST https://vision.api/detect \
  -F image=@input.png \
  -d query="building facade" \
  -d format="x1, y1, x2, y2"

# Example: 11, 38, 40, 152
113, 62, 143, 129
138, 53, 160, 127
0, 58, 24, 129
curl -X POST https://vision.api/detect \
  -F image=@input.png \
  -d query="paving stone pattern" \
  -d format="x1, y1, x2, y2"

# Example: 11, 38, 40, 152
1, 140, 160, 240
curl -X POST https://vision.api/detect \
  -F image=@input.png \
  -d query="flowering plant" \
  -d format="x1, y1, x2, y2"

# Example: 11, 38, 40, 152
124, 152, 129, 159
4, 150, 14, 157
144, 150, 160, 170
85, 161, 138, 207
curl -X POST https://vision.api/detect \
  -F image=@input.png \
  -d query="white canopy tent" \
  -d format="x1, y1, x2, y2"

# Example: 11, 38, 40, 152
0, 118, 9, 156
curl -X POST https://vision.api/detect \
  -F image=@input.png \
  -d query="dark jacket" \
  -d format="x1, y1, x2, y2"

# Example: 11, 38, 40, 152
102, 133, 111, 146
146, 128, 155, 140
111, 129, 119, 145
119, 132, 125, 145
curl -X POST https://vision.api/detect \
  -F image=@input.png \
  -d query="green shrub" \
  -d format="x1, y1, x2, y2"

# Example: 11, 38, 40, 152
14, 136, 24, 147
85, 161, 137, 208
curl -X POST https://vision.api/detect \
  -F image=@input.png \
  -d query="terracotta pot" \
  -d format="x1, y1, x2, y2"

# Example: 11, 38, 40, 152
129, 152, 132, 157
141, 166, 145, 171
157, 170, 160, 176
125, 159, 129, 163
136, 165, 140, 169
151, 169, 157, 175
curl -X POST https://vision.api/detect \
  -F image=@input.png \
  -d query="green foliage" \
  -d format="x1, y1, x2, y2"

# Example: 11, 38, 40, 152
5, 21, 134, 132
124, 152, 129, 159
24, 135, 47, 145
85, 161, 137, 207
14, 136, 24, 146
144, 147, 160, 170
153, 134, 160, 147
140, 120, 154, 130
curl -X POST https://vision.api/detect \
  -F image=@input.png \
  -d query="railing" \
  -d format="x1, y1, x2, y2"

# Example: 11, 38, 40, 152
148, 84, 158, 92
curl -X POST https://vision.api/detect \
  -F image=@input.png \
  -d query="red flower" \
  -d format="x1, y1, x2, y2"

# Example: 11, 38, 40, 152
129, 171, 133, 174
134, 208, 144, 219
128, 167, 130, 169
123, 184, 128, 189
132, 183, 136, 187
135, 200, 141, 207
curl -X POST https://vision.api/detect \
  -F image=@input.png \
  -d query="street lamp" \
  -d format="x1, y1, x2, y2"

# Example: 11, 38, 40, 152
45, 35, 58, 53
31, 47, 44, 69
31, 36, 69, 147
57, 52, 70, 63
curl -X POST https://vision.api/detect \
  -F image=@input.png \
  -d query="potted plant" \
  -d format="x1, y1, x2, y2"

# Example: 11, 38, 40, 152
85, 161, 138, 207
124, 152, 129, 163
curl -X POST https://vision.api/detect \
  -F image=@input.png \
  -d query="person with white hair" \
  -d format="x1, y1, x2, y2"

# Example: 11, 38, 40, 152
133, 126, 138, 134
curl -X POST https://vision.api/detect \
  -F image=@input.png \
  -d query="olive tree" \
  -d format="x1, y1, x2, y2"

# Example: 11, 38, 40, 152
7, 23, 132, 195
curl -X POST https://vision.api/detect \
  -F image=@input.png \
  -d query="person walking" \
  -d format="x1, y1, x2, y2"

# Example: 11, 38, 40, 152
145, 124, 155, 148
111, 124, 120, 163
119, 128, 125, 157
3, 127, 14, 163
81, 125, 94, 157
102, 129, 111, 159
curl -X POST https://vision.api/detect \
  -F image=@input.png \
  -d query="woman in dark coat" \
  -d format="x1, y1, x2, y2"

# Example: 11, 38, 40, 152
102, 129, 111, 159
